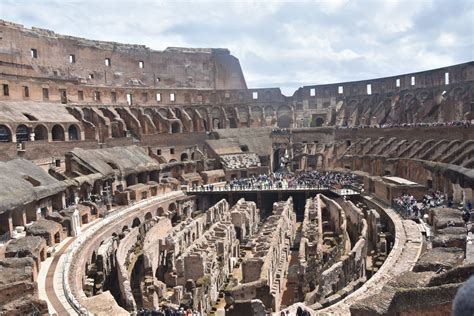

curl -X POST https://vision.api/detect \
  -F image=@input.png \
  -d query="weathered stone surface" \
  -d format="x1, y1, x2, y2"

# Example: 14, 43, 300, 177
0, 257, 48, 315
5, 236, 46, 258
81, 291, 129, 316
432, 234, 466, 249
413, 248, 464, 272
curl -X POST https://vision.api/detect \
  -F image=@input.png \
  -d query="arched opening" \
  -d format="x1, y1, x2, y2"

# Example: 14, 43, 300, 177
137, 172, 147, 184
68, 124, 80, 141
16, 124, 29, 143
157, 207, 165, 216
308, 155, 316, 169
171, 122, 180, 133
126, 174, 137, 186
213, 118, 221, 129
277, 115, 291, 128
316, 155, 325, 169
52, 124, 65, 141
168, 203, 176, 212
0, 124, 12, 142
122, 225, 129, 232
229, 117, 237, 128
315, 117, 324, 127
132, 217, 141, 228
145, 212, 153, 221
180, 153, 189, 161
34, 125, 48, 141
168, 203, 178, 225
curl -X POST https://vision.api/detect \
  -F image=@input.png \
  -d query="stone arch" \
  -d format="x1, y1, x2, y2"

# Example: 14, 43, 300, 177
277, 115, 292, 128
264, 105, 275, 118
68, 124, 81, 141
211, 107, 224, 129
145, 212, 153, 221
277, 105, 292, 128
180, 152, 189, 161
0, 124, 12, 142
315, 117, 324, 127
237, 106, 250, 127
212, 118, 221, 129
52, 124, 65, 141
157, 207, 165, 216
132, 217, 141, 228
34, 124, 48, 141
168, 203, 177, 212
451, 86, 465, 99
16, 124, 29, 143
251, 106, 264, 125
171, 122, 180, 133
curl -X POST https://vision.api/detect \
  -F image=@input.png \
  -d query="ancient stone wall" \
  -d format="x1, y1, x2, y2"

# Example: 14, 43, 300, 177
230, 198, 260, 241
300, 195, 368, 309
0, 20, 247, 90
229, 197, 296, 312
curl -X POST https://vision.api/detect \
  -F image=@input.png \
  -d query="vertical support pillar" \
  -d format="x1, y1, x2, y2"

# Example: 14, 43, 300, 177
452, 183, 463, 205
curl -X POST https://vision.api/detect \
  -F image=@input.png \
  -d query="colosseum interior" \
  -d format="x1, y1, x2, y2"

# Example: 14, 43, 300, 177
0, 19, 473, 316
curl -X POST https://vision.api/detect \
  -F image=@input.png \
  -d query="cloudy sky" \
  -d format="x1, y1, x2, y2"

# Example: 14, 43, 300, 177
1, 0, 473, 95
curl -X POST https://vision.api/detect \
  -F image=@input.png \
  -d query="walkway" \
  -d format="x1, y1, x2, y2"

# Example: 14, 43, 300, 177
45, 238, 76, 315
37, 237, 72, 315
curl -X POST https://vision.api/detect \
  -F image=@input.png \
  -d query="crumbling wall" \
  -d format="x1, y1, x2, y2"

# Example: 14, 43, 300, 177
230, 198, 296, 312
142, 217, 173, 278
305, 196, 367, 307
230, 198, 260, 241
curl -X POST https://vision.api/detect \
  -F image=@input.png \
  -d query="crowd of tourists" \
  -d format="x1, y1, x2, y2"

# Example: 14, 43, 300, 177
393, 191, 447, 218
392, 190, 461, 218
336, 120, 472, 130
137, 307, 200, 316
226, 171, 356, 190
192, 171, 356, 192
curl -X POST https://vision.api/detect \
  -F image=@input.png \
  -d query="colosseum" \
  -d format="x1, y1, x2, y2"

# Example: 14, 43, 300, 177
0, 19, 473, 316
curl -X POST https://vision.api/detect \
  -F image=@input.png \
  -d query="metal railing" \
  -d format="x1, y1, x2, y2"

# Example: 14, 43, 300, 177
186, 184, 331, 192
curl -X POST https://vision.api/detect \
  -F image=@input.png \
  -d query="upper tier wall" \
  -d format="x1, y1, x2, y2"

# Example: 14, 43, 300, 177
0, 20, 247, 90
294, 62, 474, 100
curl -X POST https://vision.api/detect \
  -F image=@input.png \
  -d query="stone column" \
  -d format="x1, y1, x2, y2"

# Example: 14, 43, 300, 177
452, 183, 463, 205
